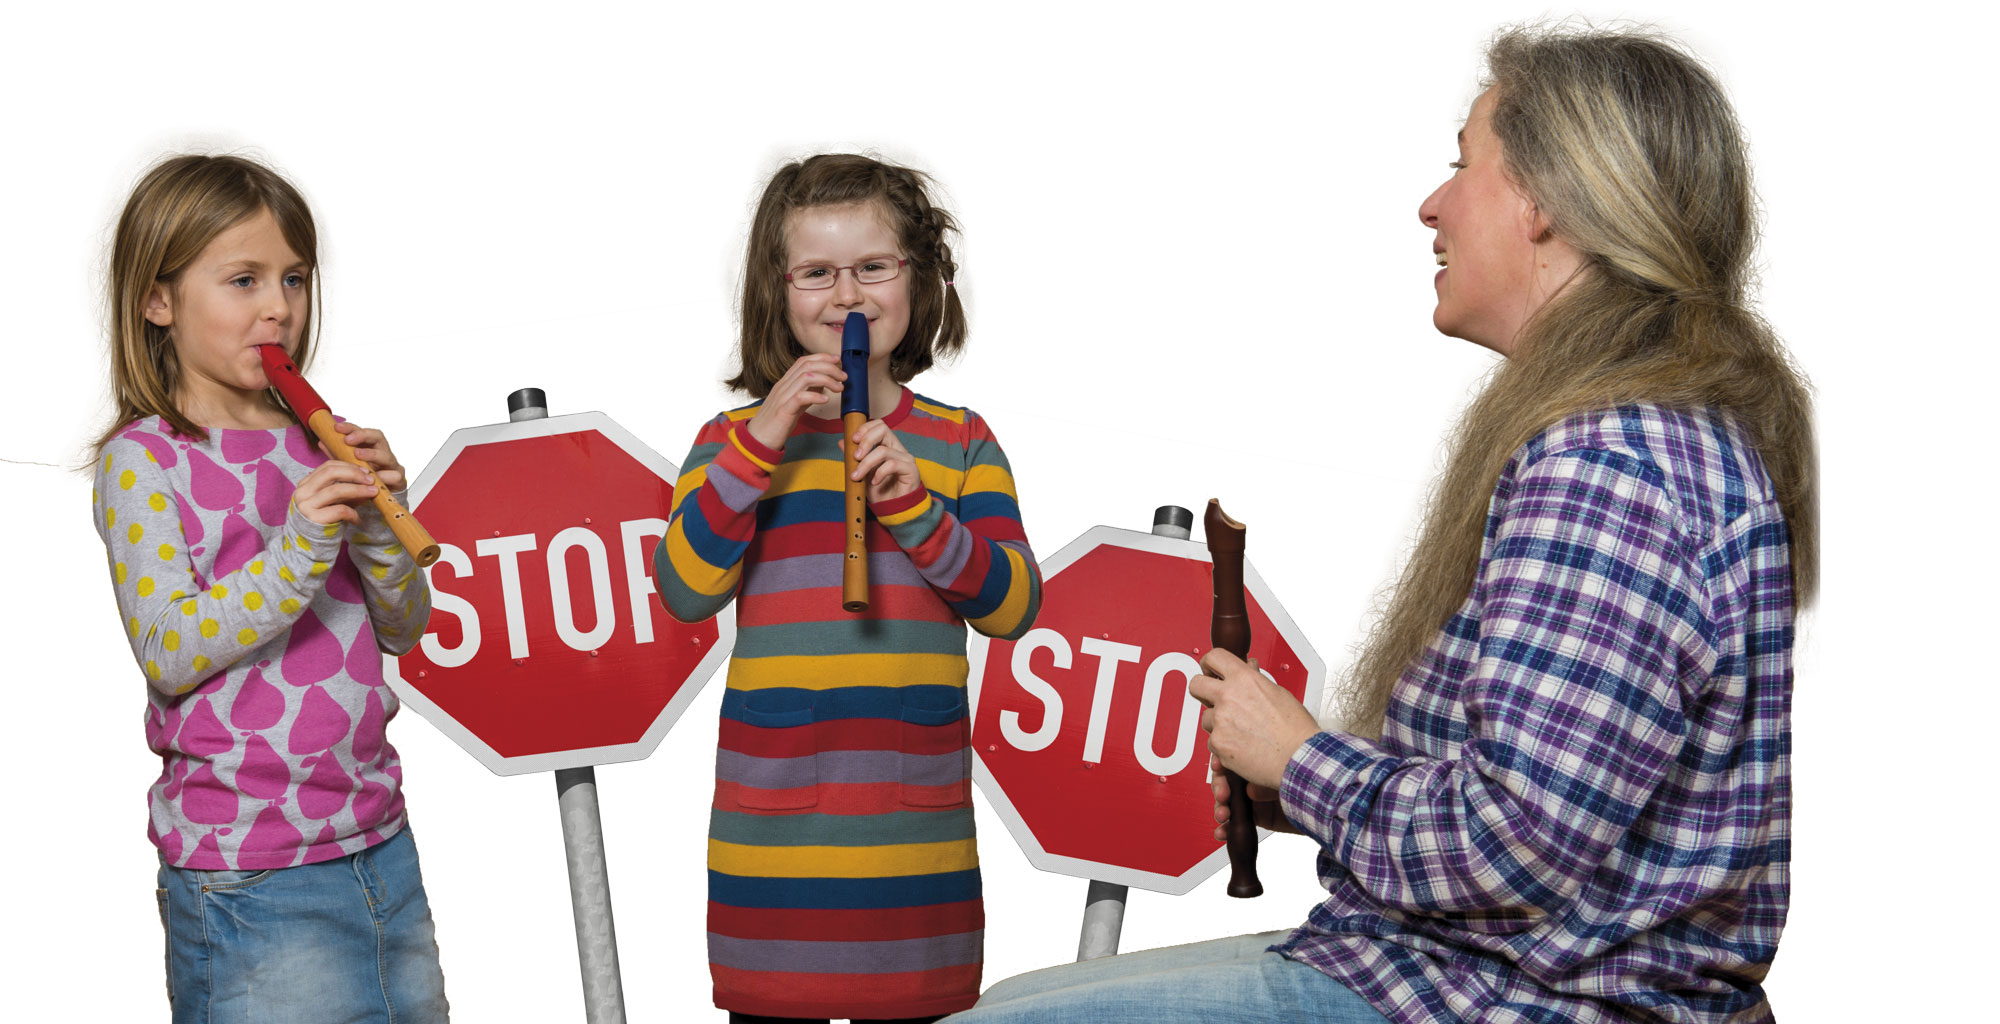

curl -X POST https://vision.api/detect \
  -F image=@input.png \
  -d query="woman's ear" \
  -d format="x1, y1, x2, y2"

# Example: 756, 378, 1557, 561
144, 282, 173, 328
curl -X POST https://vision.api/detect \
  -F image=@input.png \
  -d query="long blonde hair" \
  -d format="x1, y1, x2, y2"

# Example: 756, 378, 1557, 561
1337, 26, 1817, 736
95, 154, 320, 451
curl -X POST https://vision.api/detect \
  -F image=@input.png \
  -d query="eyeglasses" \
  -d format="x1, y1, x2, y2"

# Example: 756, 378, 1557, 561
784, 257, 908, 290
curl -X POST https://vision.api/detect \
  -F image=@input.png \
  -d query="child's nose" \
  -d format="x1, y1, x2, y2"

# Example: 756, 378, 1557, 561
832, 269, 865, 304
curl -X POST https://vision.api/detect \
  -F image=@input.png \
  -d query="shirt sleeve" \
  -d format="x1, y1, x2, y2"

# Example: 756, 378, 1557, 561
94, 437, 346, 696
344, 492, 433, 656
1278, 447, 1707, 927
654, 414, 775, 623
870, 409, 1041, 640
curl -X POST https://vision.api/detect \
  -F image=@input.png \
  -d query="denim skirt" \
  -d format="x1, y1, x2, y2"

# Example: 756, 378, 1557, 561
156, 827, 449, 1023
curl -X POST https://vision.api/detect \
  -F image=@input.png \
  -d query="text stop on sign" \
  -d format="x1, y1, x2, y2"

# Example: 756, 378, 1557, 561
386, 412, 733, 775
969, 525, 1324, 894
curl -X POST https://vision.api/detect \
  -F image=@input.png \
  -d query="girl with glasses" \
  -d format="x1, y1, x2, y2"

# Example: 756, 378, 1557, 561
654, 153, 1042, 1024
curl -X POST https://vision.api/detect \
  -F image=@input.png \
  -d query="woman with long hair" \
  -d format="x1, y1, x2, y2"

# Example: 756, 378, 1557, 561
950, 24, 1811, 1024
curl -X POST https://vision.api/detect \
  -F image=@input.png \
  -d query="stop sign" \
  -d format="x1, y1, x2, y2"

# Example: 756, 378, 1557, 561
384, 411, 733, 775
968, 525, 1324, 894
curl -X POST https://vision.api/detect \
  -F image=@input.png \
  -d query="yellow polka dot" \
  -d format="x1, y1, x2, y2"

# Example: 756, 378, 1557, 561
279, 566, 296, 583
127, 616, 140, 638
281, 535, 293, 551
137, 577, 155, 597
102, 454, 113, 472
209, 584, 228, 599
243, 592, 263, 611
114, 563, 128, 584
169, 590, 186, 602
119, 469, 136, 490
149, 493, 168, 512
323, 524, 340, 538
145, 450, 157, 463
199, 619, 219, 639
180, 599, 197, 615
396, 578, 411, 592
385, 544, 405, 556
237, 628, 258, 646
146, 661, 160, 679
280, 598, 300, 615
370, 565, 389, 580
127, 522, 144, 544
164, 630, 180, 652
380, 625, 401, 639
192, 655, 211, 673
248, 560, 265, 576
309, 562, 330, 577
105, 507, 117, 529
159, 544, 176, 561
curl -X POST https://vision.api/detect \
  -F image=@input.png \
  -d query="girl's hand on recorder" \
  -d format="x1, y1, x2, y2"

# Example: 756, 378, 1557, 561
847, 419, 921, 504
292, 460, 378, 526
331, 421, 408, 491
749, 354, 846, 451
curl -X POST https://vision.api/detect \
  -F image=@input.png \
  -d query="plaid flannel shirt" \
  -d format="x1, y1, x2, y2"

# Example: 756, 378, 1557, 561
1276, 405, 1793, 1024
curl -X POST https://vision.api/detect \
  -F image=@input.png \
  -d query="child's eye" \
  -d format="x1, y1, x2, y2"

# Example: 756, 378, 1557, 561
284, 273, 307, 288
231, 275, 256, 287
798, 265, 832, 279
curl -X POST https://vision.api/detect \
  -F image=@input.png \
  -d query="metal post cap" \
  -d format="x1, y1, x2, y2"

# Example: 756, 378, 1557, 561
1153, 505, 1194, 532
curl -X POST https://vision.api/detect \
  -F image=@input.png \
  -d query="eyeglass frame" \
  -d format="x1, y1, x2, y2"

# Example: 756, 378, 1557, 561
783, 257, 910, 290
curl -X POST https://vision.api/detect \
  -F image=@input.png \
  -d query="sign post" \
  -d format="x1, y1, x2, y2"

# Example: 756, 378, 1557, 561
967, 507, 1323, 958
386, 389, 732, 1023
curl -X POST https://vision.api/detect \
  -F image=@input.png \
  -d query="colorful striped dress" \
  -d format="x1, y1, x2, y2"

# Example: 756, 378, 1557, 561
655, 386, 1041, 1019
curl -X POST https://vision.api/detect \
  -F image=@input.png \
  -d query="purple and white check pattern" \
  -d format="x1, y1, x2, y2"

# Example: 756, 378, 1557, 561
1277, 405, 1793, 1024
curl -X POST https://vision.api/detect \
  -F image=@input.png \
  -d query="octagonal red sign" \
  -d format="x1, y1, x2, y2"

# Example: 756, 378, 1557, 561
385, 411, 732, 775
968, 525, 1324, 894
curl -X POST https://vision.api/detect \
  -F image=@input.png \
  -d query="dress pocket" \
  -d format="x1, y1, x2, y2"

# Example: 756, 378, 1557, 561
900, 688, 968, 808
734, 690, 819, 810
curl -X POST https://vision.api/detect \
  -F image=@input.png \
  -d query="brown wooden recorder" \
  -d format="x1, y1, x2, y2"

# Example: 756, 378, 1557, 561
1205, 498, 1262, 898
257, 345, 440, 567
839, 312, 870, 612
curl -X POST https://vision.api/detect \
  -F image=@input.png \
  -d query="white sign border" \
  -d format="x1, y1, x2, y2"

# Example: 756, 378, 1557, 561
968, 523, 1327, 895
383, 410, 737, 777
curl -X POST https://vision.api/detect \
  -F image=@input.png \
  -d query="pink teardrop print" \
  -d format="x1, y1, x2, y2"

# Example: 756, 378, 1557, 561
345, 628, 385, 687
173, 492, 206, 547
235, 735, 291, 800
212, 512, 262, 579
180, 763, 241, 825
315, 824, 337, 845
285, 426, 323, 467
352, 690, 387, 764
237, 802, 304, 869
280, 609, 341, 686
190, 830, 222, 865
187, 448, 245, 511
252, 459, 293, 526
286, 685, 352, 755
230, 666, 286, 731
176, 699, 235, 758
125, 428, 180, 468
163, 757, 192, 800
324, 549, 363, 604
156, 822, 185, 863
353, 776, 403, 828
299, 754, 354, 820
220, 428, 276, 463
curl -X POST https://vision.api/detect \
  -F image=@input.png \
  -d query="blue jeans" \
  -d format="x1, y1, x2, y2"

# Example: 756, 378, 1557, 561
156, 828, 450, 1023
942, 932, 1391, 1024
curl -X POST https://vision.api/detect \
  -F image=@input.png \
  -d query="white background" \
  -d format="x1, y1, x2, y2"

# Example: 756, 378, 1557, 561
3, 2, 1989, 1019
